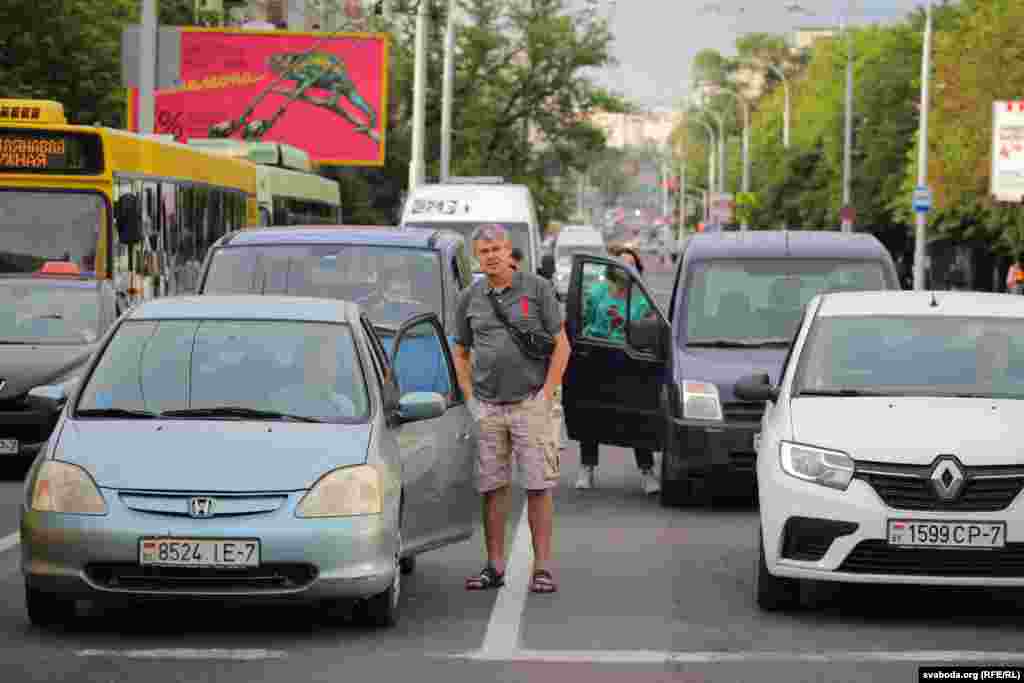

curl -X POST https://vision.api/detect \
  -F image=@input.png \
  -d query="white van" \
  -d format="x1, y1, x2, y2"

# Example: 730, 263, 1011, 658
553, 225, 606, 299
400, 178, 542, 278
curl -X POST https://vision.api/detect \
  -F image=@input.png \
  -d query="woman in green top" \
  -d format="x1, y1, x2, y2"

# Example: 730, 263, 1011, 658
576, 247, 661, 494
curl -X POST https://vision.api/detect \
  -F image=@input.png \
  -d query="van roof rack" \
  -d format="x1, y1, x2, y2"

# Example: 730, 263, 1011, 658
446, 176, 505, 185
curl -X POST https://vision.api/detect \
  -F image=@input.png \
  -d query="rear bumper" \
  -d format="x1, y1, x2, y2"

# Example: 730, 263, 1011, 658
0, 403, 60, 459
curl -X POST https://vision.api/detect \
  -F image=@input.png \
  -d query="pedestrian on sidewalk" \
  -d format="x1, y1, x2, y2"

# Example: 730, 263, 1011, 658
576, 246, 661, 494
452, 223, 571, 595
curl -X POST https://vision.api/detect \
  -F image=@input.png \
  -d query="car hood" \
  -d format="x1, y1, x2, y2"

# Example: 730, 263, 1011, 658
55, 419, 372, 491
0, 343, 94, 400
676, 346, 787, 402
790, 396, 1024, 466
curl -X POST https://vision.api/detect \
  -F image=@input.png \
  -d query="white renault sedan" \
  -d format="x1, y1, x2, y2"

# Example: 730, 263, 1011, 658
737, 291, 1024, 610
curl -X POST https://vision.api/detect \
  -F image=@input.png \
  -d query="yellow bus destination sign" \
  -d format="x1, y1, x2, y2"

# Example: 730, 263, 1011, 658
0, 129, 102, 174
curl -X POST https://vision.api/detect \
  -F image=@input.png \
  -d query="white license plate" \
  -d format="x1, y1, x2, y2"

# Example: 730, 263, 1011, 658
139, 538, 260, 567
887, 520, 1006, 548
0, 439, 18, 455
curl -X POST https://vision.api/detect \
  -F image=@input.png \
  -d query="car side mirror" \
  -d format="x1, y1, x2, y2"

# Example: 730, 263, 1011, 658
397, 392, 446, 422
627, 316, 667, 358
735, 372, 778, 402
28, 384, 68, 408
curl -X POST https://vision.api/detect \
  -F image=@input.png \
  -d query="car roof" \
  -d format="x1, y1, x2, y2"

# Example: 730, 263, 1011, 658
684, 230, 891, 260
126, 295, 360, 323
816, 291, 1024, 319
217, 226, 461, 250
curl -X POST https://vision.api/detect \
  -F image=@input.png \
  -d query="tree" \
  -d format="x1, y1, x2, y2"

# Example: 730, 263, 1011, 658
0, 0, 137, 127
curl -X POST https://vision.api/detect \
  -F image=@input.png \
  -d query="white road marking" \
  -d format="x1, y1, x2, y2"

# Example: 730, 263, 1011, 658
478, 502, 532, 658
76, 649, 287, 661
0, 531, 18, 554
442, 649, 1024, 664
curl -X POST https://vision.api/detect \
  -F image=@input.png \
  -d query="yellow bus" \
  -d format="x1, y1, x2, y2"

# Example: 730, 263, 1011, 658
187, 139, 342, 226
0, 98, 259, 306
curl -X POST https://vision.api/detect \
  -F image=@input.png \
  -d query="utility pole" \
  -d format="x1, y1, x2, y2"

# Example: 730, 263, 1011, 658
139, 0, 157, 134
840, 10, 855, 231
440, 0, 456, 181
408, 0, 429, 191
912, 1, 933, 291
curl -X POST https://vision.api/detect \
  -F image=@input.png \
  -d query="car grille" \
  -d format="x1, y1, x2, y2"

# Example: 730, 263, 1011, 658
85, 563, 318, 593
721, 401, 764, 425
855, 462, 1024, 512
838, 540, 1024, 577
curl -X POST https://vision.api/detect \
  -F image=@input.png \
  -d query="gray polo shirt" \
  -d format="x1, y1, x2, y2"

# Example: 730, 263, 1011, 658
454, 271, 563, 404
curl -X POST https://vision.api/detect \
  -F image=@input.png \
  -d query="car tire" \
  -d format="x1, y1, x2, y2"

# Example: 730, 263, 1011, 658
755, 525, 800, 611
399, 556, 416, 575
357, 543, 401, 628
25, 585, 76, 628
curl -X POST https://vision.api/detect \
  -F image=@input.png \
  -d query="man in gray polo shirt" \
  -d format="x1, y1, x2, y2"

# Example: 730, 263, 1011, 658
453, 223, 570, 595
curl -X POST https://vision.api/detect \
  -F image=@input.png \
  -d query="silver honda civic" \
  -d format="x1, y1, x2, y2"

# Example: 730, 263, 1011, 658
20, 295, 477, 628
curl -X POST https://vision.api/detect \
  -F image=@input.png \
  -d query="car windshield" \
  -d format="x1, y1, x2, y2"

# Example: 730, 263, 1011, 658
201, 244, 442, 329
0, 280, 100, 344
0, 191, 103, 277
76, 319, 369, 422
684, 259, 888, 343
794, 315, 1024, 400
403, 221, 531, 272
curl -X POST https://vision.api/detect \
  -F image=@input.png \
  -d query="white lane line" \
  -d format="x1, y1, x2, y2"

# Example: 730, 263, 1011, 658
478, 502, 532, 658
0, 531, 18, 554
441, 649, 1024, 664
76, 649, 287, 661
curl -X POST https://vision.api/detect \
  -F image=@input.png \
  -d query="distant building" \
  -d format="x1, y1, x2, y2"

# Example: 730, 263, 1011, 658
791, 26, 838, 51
588, 109, 680, 150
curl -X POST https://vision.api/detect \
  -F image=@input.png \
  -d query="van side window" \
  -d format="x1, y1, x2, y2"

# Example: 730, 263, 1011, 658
454, 243, 472, 289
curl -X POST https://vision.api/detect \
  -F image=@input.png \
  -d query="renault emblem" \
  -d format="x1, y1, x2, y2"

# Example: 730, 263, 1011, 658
930, 457, 965, 502
189, 497, 215, 518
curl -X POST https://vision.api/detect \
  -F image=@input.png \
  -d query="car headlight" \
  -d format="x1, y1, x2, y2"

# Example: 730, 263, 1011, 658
296, 465, 382, 518
681, 380, 723, 421
30, 460, 107, 515
779, 441, 854, 491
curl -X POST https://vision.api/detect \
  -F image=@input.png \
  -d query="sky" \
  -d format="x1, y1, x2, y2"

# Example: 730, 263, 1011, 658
590, 0, 931, 108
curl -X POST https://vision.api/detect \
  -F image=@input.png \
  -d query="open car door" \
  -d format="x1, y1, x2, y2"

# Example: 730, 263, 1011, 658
563, 255, 672, 453
388, 313, 476, 555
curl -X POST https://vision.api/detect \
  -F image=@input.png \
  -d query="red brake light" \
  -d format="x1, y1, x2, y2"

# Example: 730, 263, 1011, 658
37, 261, 81, 276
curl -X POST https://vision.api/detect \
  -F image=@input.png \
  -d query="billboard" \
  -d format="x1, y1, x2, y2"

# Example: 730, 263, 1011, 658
992, 101, 1024, 202
128, 29, 389, 166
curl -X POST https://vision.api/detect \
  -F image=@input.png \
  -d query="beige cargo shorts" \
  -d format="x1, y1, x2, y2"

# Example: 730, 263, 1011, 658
476, 389, 560, 493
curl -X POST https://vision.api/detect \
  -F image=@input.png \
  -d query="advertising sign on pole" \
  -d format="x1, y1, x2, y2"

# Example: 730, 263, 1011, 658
127, 28, 389, 166
991, 101, 1024, 202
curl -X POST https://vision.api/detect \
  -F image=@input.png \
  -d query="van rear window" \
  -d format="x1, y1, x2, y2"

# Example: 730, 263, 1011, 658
403, 221, 531, 272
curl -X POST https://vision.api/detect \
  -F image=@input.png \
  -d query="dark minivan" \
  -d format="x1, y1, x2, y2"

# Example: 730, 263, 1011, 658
563, 230, 901, 507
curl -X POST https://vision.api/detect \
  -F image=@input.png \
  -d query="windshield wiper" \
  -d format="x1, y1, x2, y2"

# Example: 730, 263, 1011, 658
33, 314, 63, 320
688, 338, 792, 348
797, 388, 891, 397
76, 408, 159, 419
161, 406, 323, 423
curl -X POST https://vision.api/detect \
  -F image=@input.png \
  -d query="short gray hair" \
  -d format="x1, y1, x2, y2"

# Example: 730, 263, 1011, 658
470, 223, 509, 244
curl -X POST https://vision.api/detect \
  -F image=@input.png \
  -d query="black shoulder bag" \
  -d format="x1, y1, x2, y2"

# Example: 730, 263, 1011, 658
486, 291, 557, 361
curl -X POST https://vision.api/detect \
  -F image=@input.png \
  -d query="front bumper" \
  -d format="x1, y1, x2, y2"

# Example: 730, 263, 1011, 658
666, 416, 759, 488
21, 491, 397, 603
759, 459, 1024, 587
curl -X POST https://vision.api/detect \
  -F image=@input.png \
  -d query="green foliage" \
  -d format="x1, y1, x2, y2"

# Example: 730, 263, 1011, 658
0, 0, 137, 127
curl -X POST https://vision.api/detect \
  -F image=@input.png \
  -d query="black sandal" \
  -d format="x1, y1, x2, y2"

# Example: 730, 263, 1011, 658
529, 569, 557, 594
466, 565, 505, 590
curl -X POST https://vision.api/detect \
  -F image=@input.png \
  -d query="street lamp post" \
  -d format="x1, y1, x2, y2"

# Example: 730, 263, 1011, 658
408, 0, 429, 191
912, 1, 933, 291
694, 115, 718, 222
841, 9, 855, 232
440, 0, 456, 182
709, 87, 751, 229
766, 63, 791, 149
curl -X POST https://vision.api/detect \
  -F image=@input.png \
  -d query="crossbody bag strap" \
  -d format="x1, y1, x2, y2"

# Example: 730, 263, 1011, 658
486, 290, 528, 344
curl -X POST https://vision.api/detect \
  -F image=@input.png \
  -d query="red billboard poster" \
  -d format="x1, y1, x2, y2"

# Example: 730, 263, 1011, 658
129, 29, 389, 166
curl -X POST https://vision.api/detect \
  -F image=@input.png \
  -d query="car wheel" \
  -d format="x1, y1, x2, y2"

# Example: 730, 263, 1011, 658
399, 556, 416, 575
358, 542, 401, 628
25, 585, 76, 628
755, 525, 800, 611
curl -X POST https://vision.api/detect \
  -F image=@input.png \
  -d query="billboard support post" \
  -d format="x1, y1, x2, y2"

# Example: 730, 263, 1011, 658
139, 0, 157, 134
409, 0, 429, 190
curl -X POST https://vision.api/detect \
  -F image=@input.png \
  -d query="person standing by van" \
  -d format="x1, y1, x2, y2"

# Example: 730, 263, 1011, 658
576, 246, 661, 494
453, 223, 570, 594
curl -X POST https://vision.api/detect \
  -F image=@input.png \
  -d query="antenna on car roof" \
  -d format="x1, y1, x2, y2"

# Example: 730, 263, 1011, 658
929, 290, 939, 307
